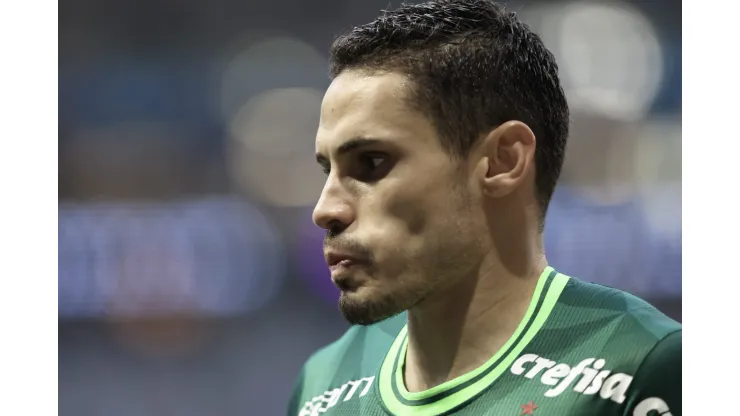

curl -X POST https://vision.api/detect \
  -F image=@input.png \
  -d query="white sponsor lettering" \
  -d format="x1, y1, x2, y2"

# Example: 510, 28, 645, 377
298, 376, 375, 416
545, 358, 594, 397
573, 358, 604, 393
511, 354, 634, 404
525, 357, 556, 379
600, 372, 632, 403
542, 363, 571, 386
511, 354, 538, 375
633, 397, 672, 416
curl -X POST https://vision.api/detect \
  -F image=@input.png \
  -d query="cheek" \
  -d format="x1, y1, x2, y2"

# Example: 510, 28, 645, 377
354, 186, 432, 277
390, 171, 458, 227
384, 187, 432, 236
358, 168, 475, 258
387, 196, 429, 236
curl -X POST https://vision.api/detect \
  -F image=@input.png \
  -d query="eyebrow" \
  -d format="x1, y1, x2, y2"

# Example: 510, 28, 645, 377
315, 137, 385, 165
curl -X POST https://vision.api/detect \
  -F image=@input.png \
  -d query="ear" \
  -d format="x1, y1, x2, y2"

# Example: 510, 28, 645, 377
476, 121, 536, 198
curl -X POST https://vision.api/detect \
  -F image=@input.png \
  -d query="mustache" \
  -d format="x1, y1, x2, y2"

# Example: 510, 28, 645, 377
323, 234, 374, 263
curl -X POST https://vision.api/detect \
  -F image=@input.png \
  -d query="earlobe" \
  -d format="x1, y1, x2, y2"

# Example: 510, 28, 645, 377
480, 121, 536, 198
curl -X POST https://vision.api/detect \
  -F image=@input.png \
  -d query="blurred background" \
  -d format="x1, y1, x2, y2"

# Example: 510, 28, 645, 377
58, 0, 681, 414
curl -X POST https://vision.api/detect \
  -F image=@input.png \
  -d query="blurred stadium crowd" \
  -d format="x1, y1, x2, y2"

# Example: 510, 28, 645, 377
59, 0, 681, 414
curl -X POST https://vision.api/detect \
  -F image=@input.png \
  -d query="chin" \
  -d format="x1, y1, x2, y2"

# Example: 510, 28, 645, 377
337, 286, 409, 326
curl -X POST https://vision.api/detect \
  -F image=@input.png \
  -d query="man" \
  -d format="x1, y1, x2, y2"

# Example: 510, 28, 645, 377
289, 1, 681, 415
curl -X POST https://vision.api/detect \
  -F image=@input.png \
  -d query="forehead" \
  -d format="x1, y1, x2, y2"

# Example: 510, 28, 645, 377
316, 70, 439, 153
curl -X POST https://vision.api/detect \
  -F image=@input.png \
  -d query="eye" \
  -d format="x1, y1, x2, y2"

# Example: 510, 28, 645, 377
364, 155, 384, 170
356, 153, 389, 181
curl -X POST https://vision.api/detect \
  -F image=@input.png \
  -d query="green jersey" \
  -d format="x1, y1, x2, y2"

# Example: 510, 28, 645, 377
288, 267, 681, 416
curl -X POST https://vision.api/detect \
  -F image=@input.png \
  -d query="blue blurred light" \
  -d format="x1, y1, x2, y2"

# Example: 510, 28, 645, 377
58, 196, 286, 318
544, 186, 682, 297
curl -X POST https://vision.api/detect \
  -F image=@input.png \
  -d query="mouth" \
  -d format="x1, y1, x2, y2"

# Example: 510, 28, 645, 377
325, 252, 365, 269
325, 252, 367, 289
329, 259, 363, 277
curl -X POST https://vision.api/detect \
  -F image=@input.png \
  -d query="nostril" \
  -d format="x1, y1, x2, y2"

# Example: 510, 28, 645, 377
327, 221, 347, 237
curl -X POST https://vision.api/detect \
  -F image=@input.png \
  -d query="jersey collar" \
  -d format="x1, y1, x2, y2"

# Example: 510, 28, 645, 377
377, 266, 569, 415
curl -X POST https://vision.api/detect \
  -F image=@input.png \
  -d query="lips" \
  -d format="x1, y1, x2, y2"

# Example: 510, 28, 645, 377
324, 252, 367, 290
325, 252, 364, 268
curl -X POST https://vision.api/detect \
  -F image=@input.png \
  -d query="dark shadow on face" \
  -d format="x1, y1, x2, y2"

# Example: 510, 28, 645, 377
333, 181, 482, 326
314, 70, 488, 326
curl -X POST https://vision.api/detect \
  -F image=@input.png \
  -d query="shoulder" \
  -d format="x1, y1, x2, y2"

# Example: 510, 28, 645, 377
621, 330, 681, 416
542, 274, 681, 415
303, 313, 407, 377
557, 276, 680, 367
557, 276, 681, 342
288, 313, 406, 413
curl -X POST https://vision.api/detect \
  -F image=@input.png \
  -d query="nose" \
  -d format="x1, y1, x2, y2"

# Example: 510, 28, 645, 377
312, 179, 354, 233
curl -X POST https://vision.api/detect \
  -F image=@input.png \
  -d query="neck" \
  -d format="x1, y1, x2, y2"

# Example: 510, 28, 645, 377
403, 251, 547, 393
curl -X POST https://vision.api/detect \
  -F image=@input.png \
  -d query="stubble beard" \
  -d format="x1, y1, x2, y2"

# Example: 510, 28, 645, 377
337, 269, 432, 326
338, 182, 480, 326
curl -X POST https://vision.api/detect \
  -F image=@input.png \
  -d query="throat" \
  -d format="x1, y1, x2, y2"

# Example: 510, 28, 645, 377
402, 271, 540, 393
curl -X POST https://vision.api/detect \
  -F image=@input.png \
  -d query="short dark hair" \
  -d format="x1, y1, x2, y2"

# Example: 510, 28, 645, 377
329, 0, 569, 221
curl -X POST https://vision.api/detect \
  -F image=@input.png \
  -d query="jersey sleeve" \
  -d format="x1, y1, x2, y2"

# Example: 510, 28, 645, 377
621, 330, 681, 416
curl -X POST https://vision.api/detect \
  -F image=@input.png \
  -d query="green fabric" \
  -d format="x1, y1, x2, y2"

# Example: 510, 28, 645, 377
288, 270, 681, 416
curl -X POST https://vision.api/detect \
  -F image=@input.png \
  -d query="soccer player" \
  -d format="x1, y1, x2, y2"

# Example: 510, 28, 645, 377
288, 1, 681, 415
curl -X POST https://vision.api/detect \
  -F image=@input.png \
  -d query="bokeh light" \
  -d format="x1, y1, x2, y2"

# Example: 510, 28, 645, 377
535, 1, 664, 120
227, 87, 326, 207
59, 197, 286, 318
219, 36, 327, 122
